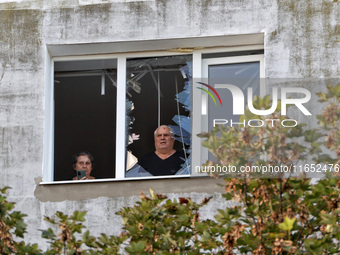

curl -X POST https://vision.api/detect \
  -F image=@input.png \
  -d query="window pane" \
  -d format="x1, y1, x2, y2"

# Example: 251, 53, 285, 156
207, 61, 260, 161
125, 55, 192, 177
208, 62, 260, 129
54, 59, 117, 181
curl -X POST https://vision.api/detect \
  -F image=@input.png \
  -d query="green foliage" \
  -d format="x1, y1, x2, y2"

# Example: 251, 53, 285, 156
219, 177, 340, 254
200, 95, 314, 179
197, 83, 340, 254
42, 211, 88, 254
279, 216, 296, 232
42, 210, 127, 254
315, 84, 340, 165
0, 186, 42, 254
117, 188, 218, 254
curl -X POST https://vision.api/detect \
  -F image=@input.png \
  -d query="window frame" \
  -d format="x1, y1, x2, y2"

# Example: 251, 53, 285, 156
195, 55, 265, 170
42, 39, 264, 184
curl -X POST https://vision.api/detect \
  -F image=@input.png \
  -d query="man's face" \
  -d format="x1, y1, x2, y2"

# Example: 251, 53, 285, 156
154, 126, 175, 152
74, 155, 93, 176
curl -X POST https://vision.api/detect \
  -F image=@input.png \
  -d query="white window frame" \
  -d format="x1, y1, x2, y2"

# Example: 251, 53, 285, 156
193, 55, 265, 170
42, 36, 264, 184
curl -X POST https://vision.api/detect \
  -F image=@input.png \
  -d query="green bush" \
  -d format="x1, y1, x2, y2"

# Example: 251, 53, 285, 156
0, 186, 42, 254
196, 83, 340, 254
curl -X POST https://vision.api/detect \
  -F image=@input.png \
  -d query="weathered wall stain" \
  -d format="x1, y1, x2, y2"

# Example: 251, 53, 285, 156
275, 0, 339, 77
0, 9, 42, 70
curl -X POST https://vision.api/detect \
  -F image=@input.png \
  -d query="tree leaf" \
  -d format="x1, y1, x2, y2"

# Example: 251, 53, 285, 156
279, 216, 296, 231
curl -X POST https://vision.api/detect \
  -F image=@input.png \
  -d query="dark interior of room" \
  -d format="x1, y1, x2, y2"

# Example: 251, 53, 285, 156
53, 56, 191, 181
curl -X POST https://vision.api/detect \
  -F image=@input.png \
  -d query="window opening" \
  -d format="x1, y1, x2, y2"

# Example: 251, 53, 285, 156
124, 55, 192, 177
46, 44, 264, 183
53, 59, 117, 181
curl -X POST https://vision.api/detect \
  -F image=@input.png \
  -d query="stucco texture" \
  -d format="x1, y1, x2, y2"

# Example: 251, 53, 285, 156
0, 0, 339, 249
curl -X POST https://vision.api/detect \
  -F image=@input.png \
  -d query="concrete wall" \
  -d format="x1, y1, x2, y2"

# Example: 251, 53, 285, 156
0, 0, 338, 249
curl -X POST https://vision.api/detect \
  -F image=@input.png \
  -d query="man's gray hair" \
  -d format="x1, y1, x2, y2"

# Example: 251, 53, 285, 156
154, 125, 175, 138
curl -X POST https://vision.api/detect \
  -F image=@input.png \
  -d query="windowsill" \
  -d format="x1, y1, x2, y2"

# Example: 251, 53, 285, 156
35, 175, 225, 202
39, 174, 192, 185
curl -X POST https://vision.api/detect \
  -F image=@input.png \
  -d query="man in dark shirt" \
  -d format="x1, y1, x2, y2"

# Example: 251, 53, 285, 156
138, 125, 185, 176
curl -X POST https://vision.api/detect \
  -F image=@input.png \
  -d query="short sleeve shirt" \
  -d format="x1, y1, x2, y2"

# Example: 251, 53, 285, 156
139, 151, 185, 176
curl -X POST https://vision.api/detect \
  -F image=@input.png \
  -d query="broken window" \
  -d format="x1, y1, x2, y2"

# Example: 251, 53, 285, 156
125, 55, 192, 177
46, 40, 264, 183
52, 55, 192, 181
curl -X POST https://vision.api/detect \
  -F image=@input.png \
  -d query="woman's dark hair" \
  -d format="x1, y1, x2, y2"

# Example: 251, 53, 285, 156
72, 151, 95, 168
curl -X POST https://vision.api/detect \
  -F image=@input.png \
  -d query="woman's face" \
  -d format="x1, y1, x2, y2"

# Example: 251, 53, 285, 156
74, 155, 93, 176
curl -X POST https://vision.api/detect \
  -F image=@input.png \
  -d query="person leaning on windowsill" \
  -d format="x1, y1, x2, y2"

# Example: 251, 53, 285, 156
72, 151, 96, 180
